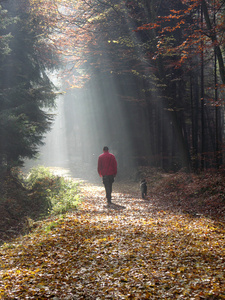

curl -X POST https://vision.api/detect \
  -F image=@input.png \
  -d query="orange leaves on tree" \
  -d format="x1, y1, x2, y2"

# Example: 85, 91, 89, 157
135, 0, 224, 73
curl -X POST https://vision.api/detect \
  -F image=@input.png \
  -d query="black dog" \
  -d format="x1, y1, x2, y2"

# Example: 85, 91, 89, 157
140, 179, 147, 199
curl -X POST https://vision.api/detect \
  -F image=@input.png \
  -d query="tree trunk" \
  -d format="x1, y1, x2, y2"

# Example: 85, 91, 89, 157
200, 5, 205, 170
201, 0, 225, 84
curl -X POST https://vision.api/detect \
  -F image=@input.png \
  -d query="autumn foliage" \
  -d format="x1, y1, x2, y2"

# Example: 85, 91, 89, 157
16, 0, 225, 170
0, 169, 224, 299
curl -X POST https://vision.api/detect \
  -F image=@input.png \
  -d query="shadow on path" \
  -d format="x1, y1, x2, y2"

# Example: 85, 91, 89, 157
103, 203, 126, 210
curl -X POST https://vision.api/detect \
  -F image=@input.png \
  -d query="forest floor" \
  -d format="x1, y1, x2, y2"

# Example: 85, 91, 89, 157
0, 169, 225, 299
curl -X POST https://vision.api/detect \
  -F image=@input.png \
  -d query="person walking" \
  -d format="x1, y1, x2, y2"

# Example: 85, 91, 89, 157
98, 146, 117, 205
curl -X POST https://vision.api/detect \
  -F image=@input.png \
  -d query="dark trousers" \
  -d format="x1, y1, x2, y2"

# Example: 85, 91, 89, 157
103, 175, 114, 203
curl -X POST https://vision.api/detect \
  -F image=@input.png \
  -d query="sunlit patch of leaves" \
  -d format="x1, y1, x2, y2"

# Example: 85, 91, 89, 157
0, 176, 224, 299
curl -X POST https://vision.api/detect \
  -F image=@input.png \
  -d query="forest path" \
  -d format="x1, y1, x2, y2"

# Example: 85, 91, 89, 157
0, 177, 224, 299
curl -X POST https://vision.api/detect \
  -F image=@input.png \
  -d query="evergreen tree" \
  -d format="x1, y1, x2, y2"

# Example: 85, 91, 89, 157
0, 0, 58, 171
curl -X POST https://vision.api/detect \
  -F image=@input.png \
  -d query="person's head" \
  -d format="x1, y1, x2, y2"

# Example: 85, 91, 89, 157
103, 146, 109, 152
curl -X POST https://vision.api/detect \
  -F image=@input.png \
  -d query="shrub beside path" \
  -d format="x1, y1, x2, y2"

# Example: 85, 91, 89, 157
0, 179, 224, 299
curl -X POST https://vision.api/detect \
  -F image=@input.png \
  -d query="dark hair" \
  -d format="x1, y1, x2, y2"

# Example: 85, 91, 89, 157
103, 146, 109, 151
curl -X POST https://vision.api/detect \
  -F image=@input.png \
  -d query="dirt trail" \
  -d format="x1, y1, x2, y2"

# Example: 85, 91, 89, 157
0, 178, 224, 299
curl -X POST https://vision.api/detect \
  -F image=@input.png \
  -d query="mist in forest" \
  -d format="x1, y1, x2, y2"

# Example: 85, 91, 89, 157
26, 74, 137, 182
24, 0, 206, 178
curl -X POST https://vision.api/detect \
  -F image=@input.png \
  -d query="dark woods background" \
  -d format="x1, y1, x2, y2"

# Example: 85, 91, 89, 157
62, 0, 225, 173
0, 0, 225, 176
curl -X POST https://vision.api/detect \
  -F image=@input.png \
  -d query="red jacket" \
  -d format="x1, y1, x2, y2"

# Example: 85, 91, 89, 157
98, 151, 117, 177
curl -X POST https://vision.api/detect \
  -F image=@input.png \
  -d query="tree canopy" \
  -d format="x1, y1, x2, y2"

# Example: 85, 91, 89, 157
1, 0, 225, 171
43, 0, 224, 171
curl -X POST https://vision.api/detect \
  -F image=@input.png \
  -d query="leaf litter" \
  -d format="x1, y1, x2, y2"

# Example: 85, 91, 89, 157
0, 178, 224, 299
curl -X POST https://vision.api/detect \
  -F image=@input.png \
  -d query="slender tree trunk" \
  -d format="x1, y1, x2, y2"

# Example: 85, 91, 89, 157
156, 55, 191, 171
212, 1, 223, 168
200, 5, 205, 170
201, 0, 225, 84
190, 73, 199, 171
214, 38, 220, 168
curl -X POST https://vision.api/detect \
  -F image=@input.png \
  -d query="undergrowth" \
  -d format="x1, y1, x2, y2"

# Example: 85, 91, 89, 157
0, 166, 81, 244
25, 166, 81, 217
